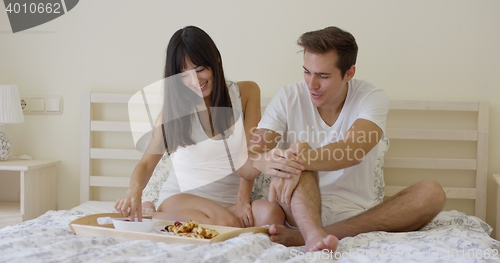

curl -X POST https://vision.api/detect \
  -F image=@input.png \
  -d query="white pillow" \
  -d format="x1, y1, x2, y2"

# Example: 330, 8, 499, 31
141, 152, 172, 204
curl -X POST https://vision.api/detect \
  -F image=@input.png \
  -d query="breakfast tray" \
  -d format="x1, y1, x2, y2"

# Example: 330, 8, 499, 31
69, 213, 269, 245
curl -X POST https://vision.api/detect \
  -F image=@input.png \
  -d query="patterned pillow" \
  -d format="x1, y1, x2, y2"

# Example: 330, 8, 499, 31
250, 138, 391, 203
420, 210, 492, 234
251, 173, 272, 200
373, 137, 390, 205
141, 152, 172, 204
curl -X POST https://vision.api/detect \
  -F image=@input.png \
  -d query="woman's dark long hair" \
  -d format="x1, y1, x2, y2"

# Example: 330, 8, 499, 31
161, 26, 233, 154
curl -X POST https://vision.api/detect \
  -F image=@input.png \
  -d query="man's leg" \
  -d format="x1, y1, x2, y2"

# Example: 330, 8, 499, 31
325, 179, 446, 239
269, 141, 338, 252
250, 199, 285, 226
270, 169, 338, 251
270, 179, 446, 245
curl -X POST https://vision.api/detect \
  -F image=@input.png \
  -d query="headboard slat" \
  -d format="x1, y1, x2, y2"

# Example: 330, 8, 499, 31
90, 121, 152, 132
90, 176, 129, 188
475, 101, 489, 219
91, 93, 132, 104
389, 101, 479, 111
80, 93, 91, 203
386, 128, 477, 141
90, 149, 142, 160
384, 157, 477, 170
91, 121, 131, 132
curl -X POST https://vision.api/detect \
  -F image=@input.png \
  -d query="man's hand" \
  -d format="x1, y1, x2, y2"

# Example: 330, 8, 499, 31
252, 148, 304, 179
268, 174, 301, 207
232, 200, 254, 227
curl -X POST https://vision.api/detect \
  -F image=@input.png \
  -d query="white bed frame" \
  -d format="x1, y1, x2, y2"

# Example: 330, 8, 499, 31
384, 101, 489, 220
80, 93, 489, 222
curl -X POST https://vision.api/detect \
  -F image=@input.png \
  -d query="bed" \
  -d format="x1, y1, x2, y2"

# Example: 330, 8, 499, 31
0, 92, 499, 263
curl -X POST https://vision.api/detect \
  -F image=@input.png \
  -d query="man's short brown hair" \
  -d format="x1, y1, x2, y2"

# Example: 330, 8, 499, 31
297, 26, 358, 78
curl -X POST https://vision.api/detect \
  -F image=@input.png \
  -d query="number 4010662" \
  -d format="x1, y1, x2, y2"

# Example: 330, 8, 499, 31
5, 2, 62, 14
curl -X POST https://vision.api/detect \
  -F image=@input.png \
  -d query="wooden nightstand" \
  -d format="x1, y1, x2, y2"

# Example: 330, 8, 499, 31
0, 159, 60, 228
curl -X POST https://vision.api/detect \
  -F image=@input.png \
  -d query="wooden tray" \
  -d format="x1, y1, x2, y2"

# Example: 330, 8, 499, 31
69, 213, 269, 244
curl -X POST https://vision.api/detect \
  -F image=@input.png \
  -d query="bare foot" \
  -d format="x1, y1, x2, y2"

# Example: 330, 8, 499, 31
268, 224, 305, 246
307, 235, 339, 252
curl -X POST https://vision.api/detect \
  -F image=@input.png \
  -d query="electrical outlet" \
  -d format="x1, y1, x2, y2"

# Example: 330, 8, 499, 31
19, 96, 63, 115
20, 97, 30, 112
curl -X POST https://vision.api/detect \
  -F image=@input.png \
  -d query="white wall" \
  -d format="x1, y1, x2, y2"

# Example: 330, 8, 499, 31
1, 0, 499, 234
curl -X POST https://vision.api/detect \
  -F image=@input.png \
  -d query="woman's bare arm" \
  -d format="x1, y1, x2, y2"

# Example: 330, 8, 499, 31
232, 81, 261, 226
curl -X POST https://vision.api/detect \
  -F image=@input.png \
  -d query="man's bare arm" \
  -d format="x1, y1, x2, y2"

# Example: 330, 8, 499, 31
298, 119, 383, 171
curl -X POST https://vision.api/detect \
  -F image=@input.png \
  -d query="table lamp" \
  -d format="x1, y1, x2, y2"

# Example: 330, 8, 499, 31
0, 85, 25, 161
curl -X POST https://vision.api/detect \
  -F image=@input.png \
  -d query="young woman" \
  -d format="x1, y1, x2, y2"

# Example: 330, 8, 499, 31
115, 26, 284, 228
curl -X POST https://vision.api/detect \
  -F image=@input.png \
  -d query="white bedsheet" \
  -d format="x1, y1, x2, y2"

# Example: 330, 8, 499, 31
0, 209, 499, 263
69, 201, 116, 214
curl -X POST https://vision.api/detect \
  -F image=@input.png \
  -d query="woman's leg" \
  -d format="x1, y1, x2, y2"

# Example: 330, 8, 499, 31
251, 199, 285, 226
155, 193, 240, 227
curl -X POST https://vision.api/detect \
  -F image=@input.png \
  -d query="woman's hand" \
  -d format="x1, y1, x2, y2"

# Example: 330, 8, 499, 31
252, 148, 304, 179
268, 174, 300, 207
233, 199, 254, 228
114, 188, 143, 221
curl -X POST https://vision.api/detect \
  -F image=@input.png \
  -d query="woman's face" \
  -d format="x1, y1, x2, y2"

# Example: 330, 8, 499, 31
180, 56, 214, 99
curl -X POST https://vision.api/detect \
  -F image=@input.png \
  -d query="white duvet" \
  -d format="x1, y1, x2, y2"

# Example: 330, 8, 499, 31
1, 210, 499, 263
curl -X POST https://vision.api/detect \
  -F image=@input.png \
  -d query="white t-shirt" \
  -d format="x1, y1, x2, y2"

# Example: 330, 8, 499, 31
258, 79, 389, 209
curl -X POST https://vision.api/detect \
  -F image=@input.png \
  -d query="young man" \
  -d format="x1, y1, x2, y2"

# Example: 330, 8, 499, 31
242, 26, 446, 252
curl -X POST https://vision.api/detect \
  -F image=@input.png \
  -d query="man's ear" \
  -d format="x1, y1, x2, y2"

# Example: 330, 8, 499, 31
344, 65, 356, 81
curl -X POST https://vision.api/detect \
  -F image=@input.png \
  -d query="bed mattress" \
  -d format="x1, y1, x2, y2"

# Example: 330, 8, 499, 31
1, 207, 499, 263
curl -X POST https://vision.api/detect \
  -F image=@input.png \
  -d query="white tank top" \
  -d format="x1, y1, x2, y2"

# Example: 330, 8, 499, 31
157, 81, 245, 207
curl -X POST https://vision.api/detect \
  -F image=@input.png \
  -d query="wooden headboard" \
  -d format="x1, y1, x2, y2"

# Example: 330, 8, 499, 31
80, 93, 489, 220
383, 101, 488, 220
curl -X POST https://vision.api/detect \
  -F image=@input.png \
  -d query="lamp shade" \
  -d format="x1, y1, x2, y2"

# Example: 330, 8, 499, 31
0, 85, 25, 124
